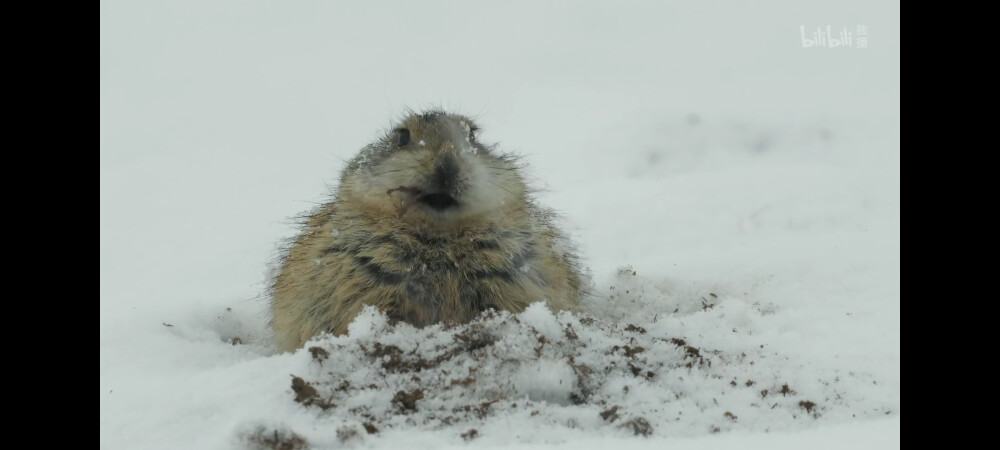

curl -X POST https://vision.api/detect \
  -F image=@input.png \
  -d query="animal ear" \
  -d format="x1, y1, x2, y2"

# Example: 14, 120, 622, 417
397, 128, 410, 146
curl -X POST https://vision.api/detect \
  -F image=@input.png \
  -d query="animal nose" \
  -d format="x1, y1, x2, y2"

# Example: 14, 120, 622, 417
432, 153, 460, 192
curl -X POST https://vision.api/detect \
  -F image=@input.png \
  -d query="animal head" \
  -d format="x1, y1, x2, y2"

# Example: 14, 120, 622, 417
340, 111, 527, 229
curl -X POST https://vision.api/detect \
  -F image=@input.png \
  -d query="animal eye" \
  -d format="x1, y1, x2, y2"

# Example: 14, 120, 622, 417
468, 125, 479, 141
397, 128, 410, 146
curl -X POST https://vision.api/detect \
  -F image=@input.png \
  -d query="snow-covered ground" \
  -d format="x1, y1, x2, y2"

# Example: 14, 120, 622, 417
100, 1, 900, 449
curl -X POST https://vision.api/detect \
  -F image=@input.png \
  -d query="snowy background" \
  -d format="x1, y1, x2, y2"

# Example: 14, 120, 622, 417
100, 1, 899, 449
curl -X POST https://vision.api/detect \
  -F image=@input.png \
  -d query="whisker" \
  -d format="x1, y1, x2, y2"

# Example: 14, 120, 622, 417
369, 169, 406, 177
488, 179, 518, 198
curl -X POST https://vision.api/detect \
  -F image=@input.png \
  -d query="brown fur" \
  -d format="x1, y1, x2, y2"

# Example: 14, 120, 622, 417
271, 111, 582, 351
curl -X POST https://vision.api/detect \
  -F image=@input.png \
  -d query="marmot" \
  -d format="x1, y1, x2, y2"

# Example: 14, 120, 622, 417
271, 111, 583, 351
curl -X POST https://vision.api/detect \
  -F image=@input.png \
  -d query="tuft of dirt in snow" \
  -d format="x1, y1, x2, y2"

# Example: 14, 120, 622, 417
241, 426, 309, 450
273, 282, 892, 445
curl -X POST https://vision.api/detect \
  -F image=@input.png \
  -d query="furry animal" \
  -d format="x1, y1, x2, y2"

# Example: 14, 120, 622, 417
271, 110, 582, 351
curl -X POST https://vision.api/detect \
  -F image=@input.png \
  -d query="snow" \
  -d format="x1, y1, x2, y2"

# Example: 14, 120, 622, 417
100, 1, 899, 449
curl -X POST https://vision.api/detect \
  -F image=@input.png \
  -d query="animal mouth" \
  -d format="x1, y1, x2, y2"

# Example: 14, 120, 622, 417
416, 193, 459, 211
387, 186, 460, 212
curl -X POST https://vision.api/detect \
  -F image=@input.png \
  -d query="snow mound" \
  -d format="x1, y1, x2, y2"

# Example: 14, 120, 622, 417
254, 269, 894, 447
